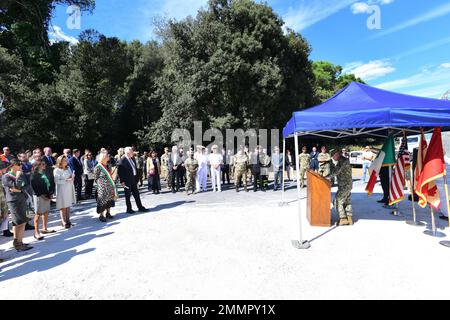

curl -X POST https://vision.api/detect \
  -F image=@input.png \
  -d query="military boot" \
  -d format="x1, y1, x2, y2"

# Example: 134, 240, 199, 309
337, 218, 349, 226
347, 216, 353, 225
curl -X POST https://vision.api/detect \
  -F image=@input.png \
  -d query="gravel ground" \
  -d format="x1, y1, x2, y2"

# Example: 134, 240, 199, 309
1, 174, 450, 300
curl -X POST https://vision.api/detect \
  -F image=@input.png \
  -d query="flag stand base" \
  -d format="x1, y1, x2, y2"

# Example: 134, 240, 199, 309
390, 210, 404, 217
291, 240, 311, 250
423, 230, 446, 238
406, 220, 425, 227
439, 241, 450, 248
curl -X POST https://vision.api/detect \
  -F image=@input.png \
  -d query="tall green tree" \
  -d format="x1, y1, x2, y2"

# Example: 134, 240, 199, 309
0, 0, 95, 83
142, 0, 315, 146
313, 61, 365, 102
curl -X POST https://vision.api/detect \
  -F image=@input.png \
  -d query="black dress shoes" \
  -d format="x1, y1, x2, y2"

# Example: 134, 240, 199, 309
25, 223, 35, 231
377, 199, 387, 203
3, 230, 13, 237
126, 209, 136, 214
138, 207, 149, 213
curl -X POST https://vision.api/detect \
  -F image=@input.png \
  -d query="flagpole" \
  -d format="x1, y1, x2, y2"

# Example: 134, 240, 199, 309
387, 165, 396, 213
439, 175, 450, 247
406, 164, 425, 226
444, 176, 450, 228
279, 138, 287, 207
424, 206, 446, 238
292, 133, 310, 250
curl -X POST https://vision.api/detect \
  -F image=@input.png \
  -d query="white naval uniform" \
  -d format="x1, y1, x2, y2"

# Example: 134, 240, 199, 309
196, 153, 208, 192
209, 153, 223, 192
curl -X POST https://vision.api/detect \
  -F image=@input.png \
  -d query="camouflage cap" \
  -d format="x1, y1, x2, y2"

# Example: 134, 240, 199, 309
330, 149, 340, 156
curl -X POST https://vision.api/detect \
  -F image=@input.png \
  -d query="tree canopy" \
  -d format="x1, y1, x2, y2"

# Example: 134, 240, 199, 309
0, 0, 364, 152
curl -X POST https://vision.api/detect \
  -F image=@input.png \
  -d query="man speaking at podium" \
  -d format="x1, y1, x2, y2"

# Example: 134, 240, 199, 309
329, 149, 353, 226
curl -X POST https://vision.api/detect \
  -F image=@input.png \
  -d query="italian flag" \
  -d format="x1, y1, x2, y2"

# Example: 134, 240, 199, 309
366, 135, 396, 196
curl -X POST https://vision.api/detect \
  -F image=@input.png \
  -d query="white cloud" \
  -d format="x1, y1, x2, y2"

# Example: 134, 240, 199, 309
49, 25, 78, 45
283, 0, 358, 31
441, 63, 450, 69
351, 0, 394, 15
342, 60, 395, 81
393, 36, 450, 61
351, 3, 371, 14
376, 66, 450, 99
406, 84, 450, 99
372, 2, 450, 38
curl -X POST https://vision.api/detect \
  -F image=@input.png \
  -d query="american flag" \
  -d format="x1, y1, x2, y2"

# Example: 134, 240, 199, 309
389, 133, 411, 205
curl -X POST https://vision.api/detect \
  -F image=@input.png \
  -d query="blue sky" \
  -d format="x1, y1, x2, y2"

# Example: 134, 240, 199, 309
50, 0, 450, 99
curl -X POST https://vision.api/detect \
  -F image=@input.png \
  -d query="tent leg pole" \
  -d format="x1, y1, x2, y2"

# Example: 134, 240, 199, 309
280, 138, 287, 207
424, 206, 446, 238
439, 176, 450, 247
292, 133, 310, 249
406, 164, 424, 226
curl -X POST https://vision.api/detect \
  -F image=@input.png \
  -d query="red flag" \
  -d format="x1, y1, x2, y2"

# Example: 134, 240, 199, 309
389, 132, 410, 205
415, 128, 446, 209
414, 129, 428, 189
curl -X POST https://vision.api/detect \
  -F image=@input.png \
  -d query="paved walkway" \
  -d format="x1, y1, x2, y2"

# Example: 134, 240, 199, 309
0, 178, 449, 299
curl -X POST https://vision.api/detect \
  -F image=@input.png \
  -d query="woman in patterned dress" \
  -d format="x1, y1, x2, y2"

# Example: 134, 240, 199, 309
94, 151, 118, 222
1, 160, 33, 251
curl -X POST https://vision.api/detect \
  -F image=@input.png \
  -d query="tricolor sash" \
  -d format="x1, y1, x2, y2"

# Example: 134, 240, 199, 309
97, 163, 118, 198
5, 171, 16, 180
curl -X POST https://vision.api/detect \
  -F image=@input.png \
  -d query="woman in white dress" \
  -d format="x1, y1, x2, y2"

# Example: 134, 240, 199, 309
54, 155, 76, 229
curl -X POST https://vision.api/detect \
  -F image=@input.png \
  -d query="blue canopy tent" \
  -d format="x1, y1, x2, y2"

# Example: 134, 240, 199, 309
281, 82, 450, 249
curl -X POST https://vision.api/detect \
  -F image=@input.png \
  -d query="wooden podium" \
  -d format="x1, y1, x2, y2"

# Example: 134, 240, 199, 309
307, 170, 332, 227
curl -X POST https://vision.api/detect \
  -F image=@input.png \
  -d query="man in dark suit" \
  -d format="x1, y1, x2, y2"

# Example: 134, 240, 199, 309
69, 149, 84, 201
42, 147, 56, 191
168, 146, 183, 193
118, 147, 148, 213
378, 166, 390, 206
310, 146, 319, 172
251, 146, 264, 192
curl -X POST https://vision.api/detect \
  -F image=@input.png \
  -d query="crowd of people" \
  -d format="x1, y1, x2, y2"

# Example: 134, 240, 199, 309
0, 143, 358, 261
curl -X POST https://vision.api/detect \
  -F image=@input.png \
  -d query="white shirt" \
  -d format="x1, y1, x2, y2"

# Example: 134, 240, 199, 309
172, 153, 178, 165
362, 151, 373, 163
126, 156, 137, 176
209, 153, 223, 168
195, 153, 208, 170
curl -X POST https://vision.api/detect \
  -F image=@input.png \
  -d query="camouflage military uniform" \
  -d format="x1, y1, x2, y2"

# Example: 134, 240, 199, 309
246, 151, 253, 184
330, 157, 353, 219
234, 153, 249, 191
298, 153, 311, 188
0, 186, 8, 221
260, 153, 271, 189
184, 157, 199, 194
161, 153, 170, 184
318, 152, 331, 178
